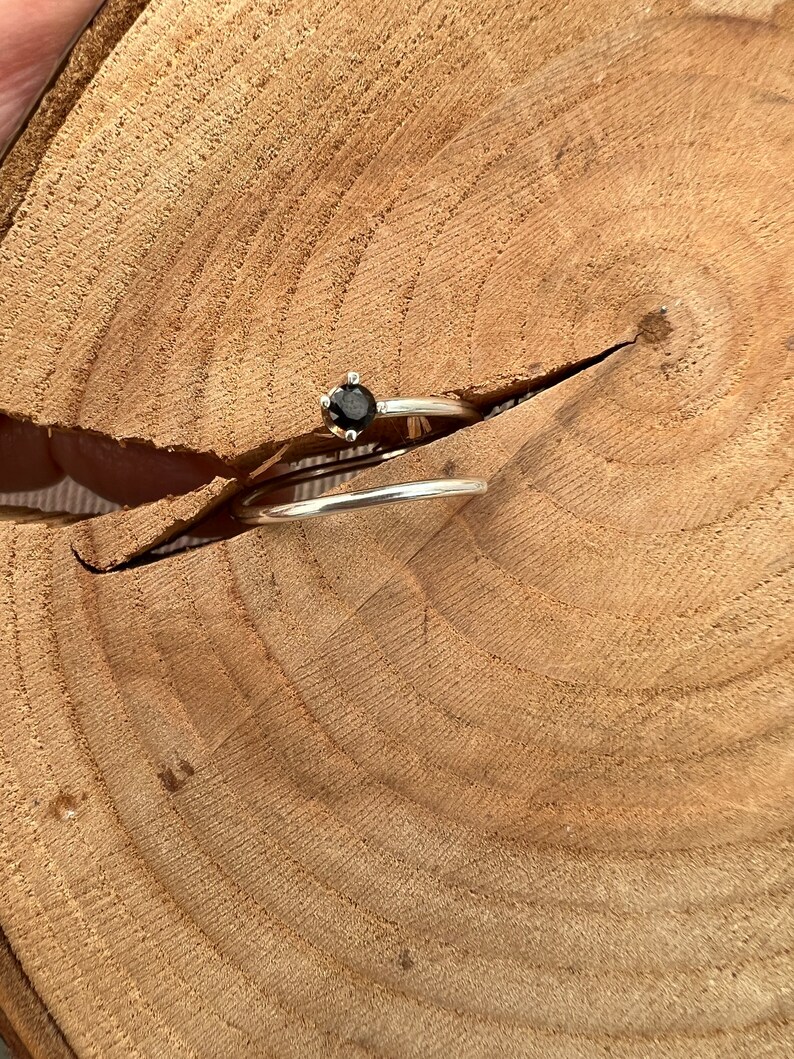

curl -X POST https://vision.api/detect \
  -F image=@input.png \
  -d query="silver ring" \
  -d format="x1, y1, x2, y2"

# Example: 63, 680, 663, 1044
319, 371, 481, 443
233, 477, 487, 525
232, 370, 487, 525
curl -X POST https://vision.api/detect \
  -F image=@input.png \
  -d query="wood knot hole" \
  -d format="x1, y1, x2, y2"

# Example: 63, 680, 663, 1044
637, 309, 673, 345
158, 757, 195, 793
48, 791, 86, 821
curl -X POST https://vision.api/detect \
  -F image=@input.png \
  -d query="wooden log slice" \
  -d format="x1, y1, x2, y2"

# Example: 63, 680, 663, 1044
0, 3, 792, 1057
0, 0, 721, 460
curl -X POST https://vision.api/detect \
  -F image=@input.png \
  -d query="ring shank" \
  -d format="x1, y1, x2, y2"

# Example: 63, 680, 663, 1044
377, 396, 481, 424
233, 477, 487, 525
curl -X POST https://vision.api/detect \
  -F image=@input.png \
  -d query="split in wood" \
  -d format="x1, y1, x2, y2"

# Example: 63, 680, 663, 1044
60, 329, 640, 571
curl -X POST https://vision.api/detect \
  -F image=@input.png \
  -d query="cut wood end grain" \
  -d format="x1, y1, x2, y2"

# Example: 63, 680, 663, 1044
69, 475, 240, 571
0, 2, 791, 1058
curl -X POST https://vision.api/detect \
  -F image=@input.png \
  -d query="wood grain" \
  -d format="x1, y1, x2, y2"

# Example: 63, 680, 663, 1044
0, 0, 698, 460
70, 476, 238, 571
0, 2, 792, 1057
0, 0, 149, 237
0, 929, 72, 1059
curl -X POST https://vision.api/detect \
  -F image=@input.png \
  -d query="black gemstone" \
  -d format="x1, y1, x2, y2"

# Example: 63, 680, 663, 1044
326, 383, 377, 435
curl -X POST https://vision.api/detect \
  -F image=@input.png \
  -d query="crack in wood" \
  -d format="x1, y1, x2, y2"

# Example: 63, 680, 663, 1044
480, 334, 640, 419
64, 329, 640, 572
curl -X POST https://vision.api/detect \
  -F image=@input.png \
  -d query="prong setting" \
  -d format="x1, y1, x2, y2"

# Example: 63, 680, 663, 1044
320, 371, 379, 442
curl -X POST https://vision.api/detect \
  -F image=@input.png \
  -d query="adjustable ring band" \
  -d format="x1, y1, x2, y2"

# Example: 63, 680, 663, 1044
232, 370, 486, 525
375, 395, 481, 425
233, 477, 487, 525
319, 371, 481, 443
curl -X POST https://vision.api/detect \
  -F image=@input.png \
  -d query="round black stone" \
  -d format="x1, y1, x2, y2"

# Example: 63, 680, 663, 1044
326, 383, 377, 434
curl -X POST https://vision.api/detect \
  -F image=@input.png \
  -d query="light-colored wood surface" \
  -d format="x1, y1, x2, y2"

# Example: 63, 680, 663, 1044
69, 476, 238, 570
0, 929, 71, 1059
0, 2, 792, 1057
0, 0, 706, 461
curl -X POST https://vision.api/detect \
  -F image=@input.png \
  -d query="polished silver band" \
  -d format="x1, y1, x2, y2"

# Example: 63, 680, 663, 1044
233, 477, 487, 525
319, 372, 481, 443
375, 396, 481, 424
232, 371, 486, 525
